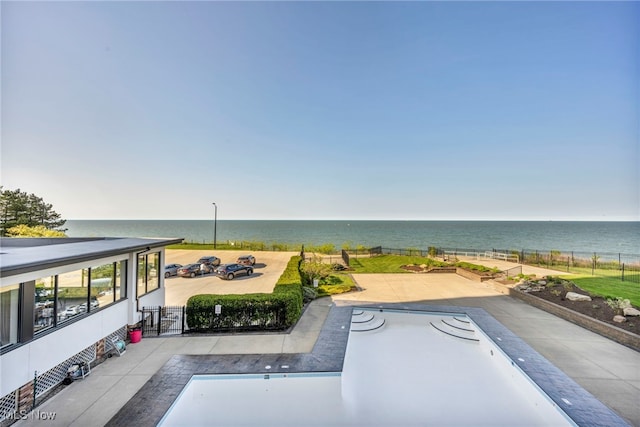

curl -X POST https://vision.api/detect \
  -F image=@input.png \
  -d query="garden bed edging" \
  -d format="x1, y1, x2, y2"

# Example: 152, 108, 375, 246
487, 280, 640, 352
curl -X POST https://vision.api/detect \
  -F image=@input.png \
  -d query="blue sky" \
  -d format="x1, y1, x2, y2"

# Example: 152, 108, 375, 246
2, 1, 638, 220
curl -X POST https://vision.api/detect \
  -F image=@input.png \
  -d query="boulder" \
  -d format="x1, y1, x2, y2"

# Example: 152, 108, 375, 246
565, 292, 592, 302
613, 315, 627, 323
623, 307, 640, 317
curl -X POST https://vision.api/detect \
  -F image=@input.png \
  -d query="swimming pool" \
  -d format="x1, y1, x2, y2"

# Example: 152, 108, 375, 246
159, 308, 576, 426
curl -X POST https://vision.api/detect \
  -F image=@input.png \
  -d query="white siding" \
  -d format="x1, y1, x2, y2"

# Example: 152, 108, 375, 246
0, 301, 128, 396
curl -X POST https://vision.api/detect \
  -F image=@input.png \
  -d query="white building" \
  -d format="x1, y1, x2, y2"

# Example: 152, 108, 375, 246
0, 236, 182, 420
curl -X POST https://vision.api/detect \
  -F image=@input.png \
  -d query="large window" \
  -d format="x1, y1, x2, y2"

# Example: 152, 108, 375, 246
91, 262, 116, 307
58, 269, 89, 323
1, 284, 20, 349
34, 276, 55, 333
32, 261, 128, 334
2, 259, 129, 350
137, 252, 160, 297
116, 260, 126, 300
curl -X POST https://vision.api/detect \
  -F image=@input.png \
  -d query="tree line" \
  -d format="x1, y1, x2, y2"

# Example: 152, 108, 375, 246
0, 187, 66, 237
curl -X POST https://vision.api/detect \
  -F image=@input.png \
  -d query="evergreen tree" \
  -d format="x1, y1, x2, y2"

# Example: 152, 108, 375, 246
0, 187, 66, 236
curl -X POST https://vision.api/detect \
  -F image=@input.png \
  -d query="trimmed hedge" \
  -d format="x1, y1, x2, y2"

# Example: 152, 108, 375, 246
186, 256, 304, 332
272, 256, 304, 326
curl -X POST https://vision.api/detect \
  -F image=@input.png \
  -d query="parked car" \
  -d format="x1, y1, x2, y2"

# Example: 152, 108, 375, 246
177, 263, 211, 278
36, 288, 53, 297
197, 256, 221, 268
78, 299, 99, 313
214, 263, 254, 280
64, 305, 80, 316
164, 263, 183, 278
236, 255, 256, 266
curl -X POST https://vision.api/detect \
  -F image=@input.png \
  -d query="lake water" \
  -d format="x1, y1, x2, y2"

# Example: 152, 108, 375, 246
65, 220, 639, 259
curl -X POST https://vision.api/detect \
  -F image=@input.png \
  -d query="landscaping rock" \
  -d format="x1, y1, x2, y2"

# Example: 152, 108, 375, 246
623, 307, 640, 317
613, 315, 627, 323
566, 292, 592, 302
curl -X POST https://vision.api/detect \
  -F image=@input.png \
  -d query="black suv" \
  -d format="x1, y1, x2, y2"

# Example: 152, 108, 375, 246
214, 263, 254, 280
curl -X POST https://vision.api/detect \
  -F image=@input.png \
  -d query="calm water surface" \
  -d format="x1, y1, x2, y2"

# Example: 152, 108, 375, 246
65, 220, 639, 258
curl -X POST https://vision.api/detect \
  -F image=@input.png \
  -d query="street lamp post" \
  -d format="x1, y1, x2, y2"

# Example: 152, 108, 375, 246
212, 203, 217, 249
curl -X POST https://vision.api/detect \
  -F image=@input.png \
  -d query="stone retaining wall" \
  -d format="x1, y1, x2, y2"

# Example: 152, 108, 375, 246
426, 267, 457, 274
455, 267, 494, 282
488, 280, 640, 352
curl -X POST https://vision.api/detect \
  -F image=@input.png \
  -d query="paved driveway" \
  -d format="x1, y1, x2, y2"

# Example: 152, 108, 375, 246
163, 250, 297, 306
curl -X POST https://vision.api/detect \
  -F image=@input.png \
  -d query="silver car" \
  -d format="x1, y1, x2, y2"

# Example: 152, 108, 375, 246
164, 263, 183, 278
236, 255, 256, 266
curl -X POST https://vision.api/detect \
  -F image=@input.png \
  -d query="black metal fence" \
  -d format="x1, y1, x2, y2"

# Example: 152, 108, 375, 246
516, 249, 640, 284
502, 265, 523, 278
355, 246, 640, 284
365, 246, 438, 258
341, 249, 350, 266
141, 306, 187, 336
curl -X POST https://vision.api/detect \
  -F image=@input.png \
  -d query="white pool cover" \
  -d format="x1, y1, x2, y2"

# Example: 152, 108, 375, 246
159, 310, 575, 426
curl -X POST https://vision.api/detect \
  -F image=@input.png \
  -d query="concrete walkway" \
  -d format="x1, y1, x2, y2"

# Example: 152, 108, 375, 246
15, 274, 640, 427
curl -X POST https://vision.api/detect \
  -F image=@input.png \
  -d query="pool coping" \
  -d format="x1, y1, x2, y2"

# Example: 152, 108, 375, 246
105, 302, 630, 427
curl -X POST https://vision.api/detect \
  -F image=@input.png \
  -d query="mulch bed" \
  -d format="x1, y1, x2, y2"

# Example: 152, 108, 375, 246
509, 281, 639, 335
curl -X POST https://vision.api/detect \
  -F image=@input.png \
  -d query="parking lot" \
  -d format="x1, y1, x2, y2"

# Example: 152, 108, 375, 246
163, 250, 298, 306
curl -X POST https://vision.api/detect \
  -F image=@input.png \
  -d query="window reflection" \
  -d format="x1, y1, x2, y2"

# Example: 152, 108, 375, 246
58, 269, 89, 323
1, 284, 20, 348
4, 259, 129, 346
116, 260, 126, 300
34, 276, 55, 333
148, 252, 159, 291
91, 262, 115, 309
137, 255, 146, 298
137, 252, 160, 297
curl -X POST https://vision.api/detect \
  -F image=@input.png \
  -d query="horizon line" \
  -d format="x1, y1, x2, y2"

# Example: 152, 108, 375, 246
65, 218, 640, 222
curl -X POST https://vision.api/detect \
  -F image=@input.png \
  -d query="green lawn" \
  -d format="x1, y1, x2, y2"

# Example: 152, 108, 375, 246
348, 255, 446, 273
316, 273, 356, 296
559, 274, 640, 307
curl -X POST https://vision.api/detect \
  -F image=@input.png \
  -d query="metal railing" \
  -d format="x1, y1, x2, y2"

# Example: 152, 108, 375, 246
341, 249, 350, 266
141, 306, 187, 336
354, 246, 639, 284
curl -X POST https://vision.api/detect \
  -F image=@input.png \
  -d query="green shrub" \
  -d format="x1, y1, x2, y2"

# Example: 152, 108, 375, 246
186, 293, 286, 330
266, 255, 304, 327
299, 256, 333, 286
545, 275, 562, 285
605, 297, 631, 315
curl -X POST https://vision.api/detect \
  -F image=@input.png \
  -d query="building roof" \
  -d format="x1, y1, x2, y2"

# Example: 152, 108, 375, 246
0, 237, 183, 278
